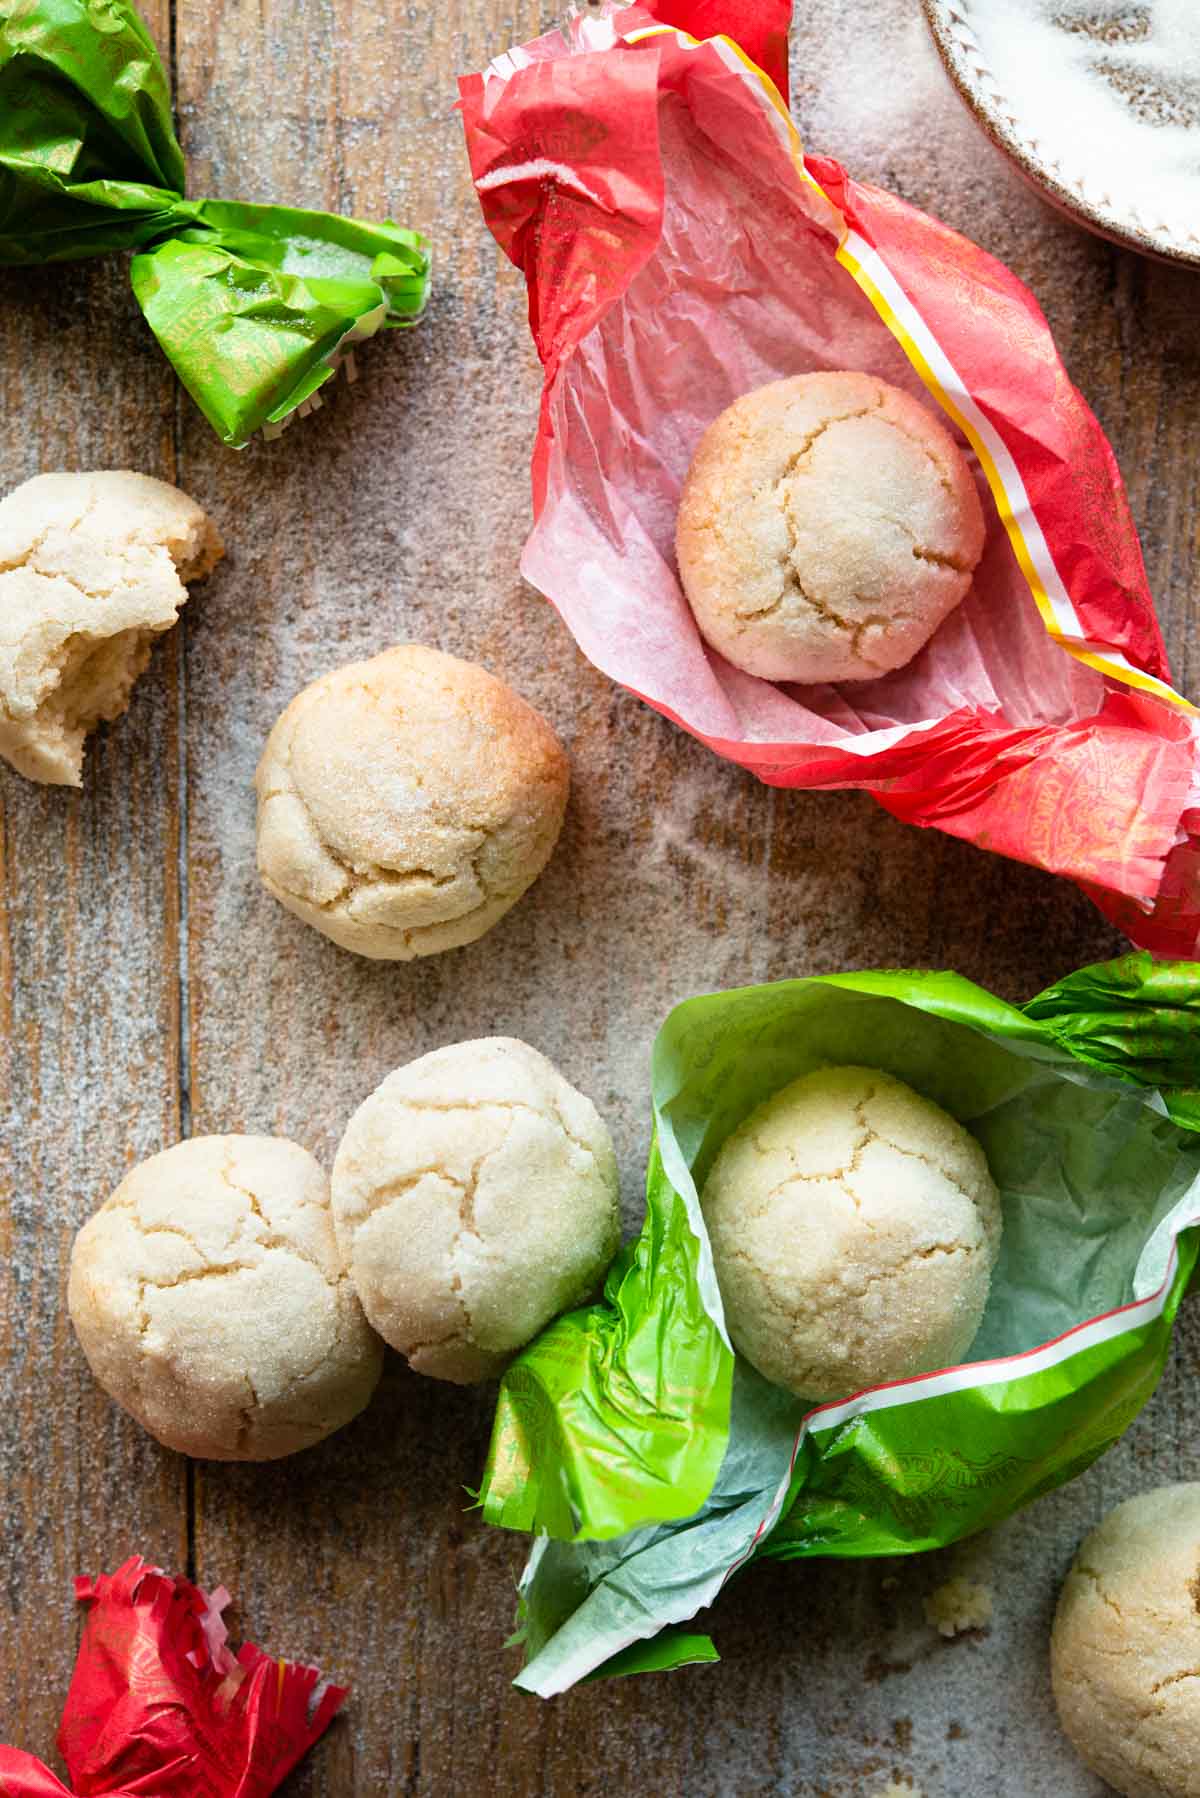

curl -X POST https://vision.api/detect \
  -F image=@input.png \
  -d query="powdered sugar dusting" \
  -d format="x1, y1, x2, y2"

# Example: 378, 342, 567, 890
797, 9, 978, 170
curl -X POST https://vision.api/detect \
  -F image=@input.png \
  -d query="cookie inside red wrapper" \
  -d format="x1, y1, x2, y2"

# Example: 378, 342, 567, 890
0, 1559, 345, 1797
460, 0, 1200, 954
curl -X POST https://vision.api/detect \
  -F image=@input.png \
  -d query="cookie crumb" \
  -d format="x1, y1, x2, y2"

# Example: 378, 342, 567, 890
924, 1575, 993, 1636
873, 1780, 923, 1797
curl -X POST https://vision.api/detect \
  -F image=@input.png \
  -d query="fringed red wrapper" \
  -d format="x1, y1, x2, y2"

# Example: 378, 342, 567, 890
460, 0, 1200, 954
0, 1559, 346, 1797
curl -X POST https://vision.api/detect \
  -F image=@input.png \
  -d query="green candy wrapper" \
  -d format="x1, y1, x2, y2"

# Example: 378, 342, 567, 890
0, 0, 430, 444
478, 953, 1200, 1694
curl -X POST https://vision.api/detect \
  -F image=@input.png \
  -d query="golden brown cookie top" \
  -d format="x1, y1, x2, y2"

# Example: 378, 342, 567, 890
255, 644, 569, 961
1053, 1483, 1200, 1798
676, 372, 985, 685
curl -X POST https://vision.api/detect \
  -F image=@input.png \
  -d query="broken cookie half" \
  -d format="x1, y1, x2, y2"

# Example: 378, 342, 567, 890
0, 470, 223, 785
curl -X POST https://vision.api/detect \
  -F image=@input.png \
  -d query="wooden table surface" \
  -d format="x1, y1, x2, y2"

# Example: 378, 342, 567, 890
2, 2, 1198, 1793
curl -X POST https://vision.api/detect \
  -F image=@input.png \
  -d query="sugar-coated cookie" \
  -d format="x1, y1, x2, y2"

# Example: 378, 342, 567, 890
68, 1135, 382, 1460
255, 645, 569, 960
676, 372, 985, 684
1052, 1484, 1200, 1797
332, 1037, 620, 1382
700, 1065, 1000, 1400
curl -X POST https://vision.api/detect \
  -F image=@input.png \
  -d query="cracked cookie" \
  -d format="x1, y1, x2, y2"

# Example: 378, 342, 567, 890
675, 371, 985, 684
331, 1037, 620, 1383
67, 1135, 383, 1460
1052, 1484, 1200, 1798
0, 469, 222, 785
255, 644, 569, 960
699, 1065, 1000, 1400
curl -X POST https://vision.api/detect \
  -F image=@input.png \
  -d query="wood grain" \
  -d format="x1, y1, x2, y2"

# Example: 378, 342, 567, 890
0, 1, 187, 1772
1, 0, 1198, 1792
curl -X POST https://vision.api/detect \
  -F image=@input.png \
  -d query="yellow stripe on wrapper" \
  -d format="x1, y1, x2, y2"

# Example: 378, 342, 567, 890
624, 22, 1196, 717
830, 235, 1197, 716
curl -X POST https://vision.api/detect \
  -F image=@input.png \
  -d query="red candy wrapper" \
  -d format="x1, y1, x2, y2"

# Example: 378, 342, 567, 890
0, 1559, 345, 1796
460, 0, 1200, 952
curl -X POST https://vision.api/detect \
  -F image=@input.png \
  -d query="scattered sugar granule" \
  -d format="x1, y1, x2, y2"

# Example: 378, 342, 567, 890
924, 1575, 994, 1637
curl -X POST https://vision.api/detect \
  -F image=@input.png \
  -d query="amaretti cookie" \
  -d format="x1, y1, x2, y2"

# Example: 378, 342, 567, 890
700, 1065, 1001, 1400
68, 1135, 382, 1460
0, 470, 222, 784
332, 1037, 620, 1382
255, 645, 569, 960
676, 371, 985, 684
1052, 1484, 1200, 1797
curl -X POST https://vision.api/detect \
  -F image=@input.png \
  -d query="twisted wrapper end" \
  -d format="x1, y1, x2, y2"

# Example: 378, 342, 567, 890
0, 1557, 346, 1797
0, 0, 431, 446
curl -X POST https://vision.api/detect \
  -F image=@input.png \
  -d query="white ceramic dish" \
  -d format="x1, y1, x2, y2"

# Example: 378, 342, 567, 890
923, 0, 1200, 267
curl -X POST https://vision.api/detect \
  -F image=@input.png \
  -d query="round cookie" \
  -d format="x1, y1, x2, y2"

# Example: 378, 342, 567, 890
255, 645, 569, 960
0, 470, 222, 785
1052, 1484, 1200, 1797
675, 371, 985, 684
700, 1065, 1001, 1400
331, 1037, 620, 1382
68, 1135, 382, 1460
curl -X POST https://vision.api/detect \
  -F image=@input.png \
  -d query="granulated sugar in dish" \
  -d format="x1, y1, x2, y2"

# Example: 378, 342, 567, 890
963, 0, 1200, 246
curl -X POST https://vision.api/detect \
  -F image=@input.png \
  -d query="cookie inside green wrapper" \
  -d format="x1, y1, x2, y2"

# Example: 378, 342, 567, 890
477, 953, 1200, 1694
0, 0, 429, 445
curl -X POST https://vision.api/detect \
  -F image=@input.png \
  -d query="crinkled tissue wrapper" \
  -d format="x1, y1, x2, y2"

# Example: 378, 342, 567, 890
480, 954, 1200, 1695
460, 0, 1200, 952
